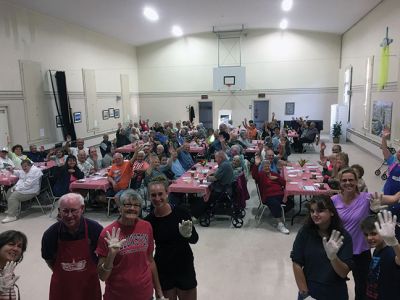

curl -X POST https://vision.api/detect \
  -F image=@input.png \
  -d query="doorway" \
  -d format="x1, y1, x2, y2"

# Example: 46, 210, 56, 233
0, 107, 10, 147
199, 101, 213, 129
253, 100, 269, 129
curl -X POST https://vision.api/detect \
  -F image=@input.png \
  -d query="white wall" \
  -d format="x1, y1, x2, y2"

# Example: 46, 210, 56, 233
340, 0, 400, 156
137, 29, 341, 131
0, 1, 139, 147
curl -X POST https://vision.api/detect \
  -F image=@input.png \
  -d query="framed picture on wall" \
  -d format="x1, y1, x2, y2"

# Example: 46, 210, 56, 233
114, 109, 120, 119
102, 110, 109, 120
73, 112, 81, 123
285, 102, 295, 115
108, 108, 114, 118
56, 115, 63, 128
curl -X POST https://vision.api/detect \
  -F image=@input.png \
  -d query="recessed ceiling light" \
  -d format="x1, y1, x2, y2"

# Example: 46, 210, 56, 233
143, 6, 159, 22
280, 19, 288, 30
281, 0, 293, 11
172, 25, 183, 37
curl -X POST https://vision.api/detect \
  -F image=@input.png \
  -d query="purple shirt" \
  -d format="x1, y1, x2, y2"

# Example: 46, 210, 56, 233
331, 192, 371, 255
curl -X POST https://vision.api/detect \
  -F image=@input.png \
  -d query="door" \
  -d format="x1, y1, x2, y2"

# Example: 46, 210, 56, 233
0, 107, 10, 147
253, 100, 269, 129
199, 101, 213, 129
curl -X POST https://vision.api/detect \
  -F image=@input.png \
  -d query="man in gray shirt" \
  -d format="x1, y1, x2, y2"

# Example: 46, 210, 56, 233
207, 150, 234, 193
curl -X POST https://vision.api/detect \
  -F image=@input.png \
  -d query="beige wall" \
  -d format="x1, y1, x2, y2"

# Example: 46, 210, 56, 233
0, 1, 139, 148
137, 29, 341, 131
340, 0, 400, 156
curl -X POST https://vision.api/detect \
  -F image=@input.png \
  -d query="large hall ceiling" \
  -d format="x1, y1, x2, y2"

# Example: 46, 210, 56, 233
7, 0, 383, 45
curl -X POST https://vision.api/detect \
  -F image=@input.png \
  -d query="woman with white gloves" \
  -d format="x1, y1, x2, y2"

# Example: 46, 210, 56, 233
96, 189, 165, 300
0, 230, 28, 300
146, 178, 199, 300
291, 195, 353, 300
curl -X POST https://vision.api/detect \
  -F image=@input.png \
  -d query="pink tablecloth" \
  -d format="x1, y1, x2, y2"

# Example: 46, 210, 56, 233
287, 131, 299, 138
0, 174, 19, 186
116, 144, 137, 153
168, 163, 217, 202
34, 160, 56, 171
189, 145, 205, 154
283, 164, 330, 198
70, 169, 110, 192
244, 147, 258, 154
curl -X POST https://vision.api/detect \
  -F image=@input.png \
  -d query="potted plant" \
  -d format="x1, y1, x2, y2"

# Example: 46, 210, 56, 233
332, 121, 342, 144
298, 158, 308, 167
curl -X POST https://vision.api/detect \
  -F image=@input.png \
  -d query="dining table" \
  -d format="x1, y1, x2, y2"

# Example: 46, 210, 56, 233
69, 168, 111, 192
283, 162, 331, 225
168, 162, 217, 202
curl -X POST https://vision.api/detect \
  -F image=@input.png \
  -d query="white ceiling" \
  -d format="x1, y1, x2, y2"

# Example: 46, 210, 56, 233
8, 0, 383, 46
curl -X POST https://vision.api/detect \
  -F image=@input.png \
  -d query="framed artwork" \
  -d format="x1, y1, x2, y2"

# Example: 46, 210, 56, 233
285, 102, 295, 115
56, 115, 63, 127
371, 100, 392, 137
108, 108, 115, 118
102, 110, 109, 120
73, 112, 81, 123
114, 109, 120, 118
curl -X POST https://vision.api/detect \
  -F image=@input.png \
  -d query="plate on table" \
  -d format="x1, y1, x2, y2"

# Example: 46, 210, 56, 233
288, 174, 297, 177
76, 179, 86, 183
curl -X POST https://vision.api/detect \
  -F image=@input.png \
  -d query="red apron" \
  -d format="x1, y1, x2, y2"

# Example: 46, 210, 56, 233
49, 220, 102, 300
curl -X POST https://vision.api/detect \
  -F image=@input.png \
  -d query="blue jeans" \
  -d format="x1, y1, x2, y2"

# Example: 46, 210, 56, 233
297, 280, 348, 300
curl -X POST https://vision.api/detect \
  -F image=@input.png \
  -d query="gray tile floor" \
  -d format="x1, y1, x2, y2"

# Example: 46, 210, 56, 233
3, 136, 384, 299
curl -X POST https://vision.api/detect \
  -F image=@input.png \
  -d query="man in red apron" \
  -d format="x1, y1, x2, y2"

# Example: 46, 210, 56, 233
41, 193, 103, 300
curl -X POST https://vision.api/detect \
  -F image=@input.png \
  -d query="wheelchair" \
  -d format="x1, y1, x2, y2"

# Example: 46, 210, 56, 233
199, 182, 245, 228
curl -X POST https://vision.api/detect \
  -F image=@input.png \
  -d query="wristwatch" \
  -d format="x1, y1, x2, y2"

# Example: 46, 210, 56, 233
298, 291, 309, 299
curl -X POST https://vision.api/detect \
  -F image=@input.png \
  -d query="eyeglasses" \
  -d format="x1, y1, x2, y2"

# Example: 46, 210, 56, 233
123, 203, 141, 208
60, 208, 81, 215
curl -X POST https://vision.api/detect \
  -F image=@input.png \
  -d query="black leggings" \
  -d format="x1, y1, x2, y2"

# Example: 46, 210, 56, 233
352, 250, 371, 300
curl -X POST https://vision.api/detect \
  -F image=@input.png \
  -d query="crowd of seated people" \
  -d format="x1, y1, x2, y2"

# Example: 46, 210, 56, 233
3, 113, 400, 300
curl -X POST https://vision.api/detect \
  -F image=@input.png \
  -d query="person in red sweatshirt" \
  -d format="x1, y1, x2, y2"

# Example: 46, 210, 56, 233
252, 156, 289, 234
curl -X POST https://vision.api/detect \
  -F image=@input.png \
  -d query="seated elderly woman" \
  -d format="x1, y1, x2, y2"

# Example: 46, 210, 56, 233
232, 155, 244, 181
251, 156, 289, 234
2, 159, 43, 223
238, 130, 252, 148
46, 147, 68, 167
9, 144, 31, 169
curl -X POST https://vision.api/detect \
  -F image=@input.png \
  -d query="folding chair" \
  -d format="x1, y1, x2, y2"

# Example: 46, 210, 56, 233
254, 182, 285, 225
17, 176, 49, 216
47, 176, 61, 217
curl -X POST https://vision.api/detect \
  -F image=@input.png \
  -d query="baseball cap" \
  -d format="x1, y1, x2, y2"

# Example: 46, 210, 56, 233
1, 147, 9, 153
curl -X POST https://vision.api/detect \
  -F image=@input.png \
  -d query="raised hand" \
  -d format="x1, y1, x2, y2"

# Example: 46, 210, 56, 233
322, 230, 344, 261
105, 227, 126, 250
382, 128, 391, 139
370, 192, 388, 213
0, 261, 19, 292
178, 220, 193, 238
375, 210, 398, 247
320, 142, 326, 151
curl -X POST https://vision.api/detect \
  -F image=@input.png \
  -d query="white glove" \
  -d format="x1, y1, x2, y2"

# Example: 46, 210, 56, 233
178, 220, 193, 238
104, 227, 126, 249
322, 230, 344, 261
305, 296, 317, 300
370, 192, 388, 213
0, 261, 19, 293
375, 210, 399, 247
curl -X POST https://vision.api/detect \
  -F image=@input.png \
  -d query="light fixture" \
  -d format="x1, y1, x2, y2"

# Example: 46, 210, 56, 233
281, 0, 293, 11
279, 19, 288, 30
171, 25, 183, 37
143, 6, 159, 22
